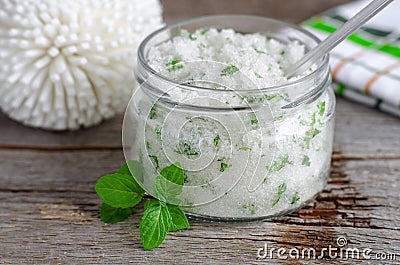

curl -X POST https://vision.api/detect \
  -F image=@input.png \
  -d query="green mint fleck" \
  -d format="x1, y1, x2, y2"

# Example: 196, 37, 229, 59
239, 147, 251, 151
176, 141, 199, 157
166, 59, 183, 72
272, 183, 287, 207
280, 50, 286, 55
242, 202, 256, 215
300, 119, 308, 126
317, 101, 326, 116
149, 106, 157, 119
189, 34, 197, 40
146, 141, 151, 149
268, 154, 292, 173
253, 48, 266, 54
213, 135, 220, 148
220, 65, 239, 77
200, 29, 206, 35
95, 171, 144, 209
217, 158, 230, 172
149, 155, 159, 169
273, 114, 284, 122
198, 43, 207, 49
264, 93, 287, 102
219, 162, 229, 172
290, 192, 300, 205
263, 177, 268, 183
301, 110, 323, 149
155, 126, 161, 138
167, 204, 190, 231
254, 72, 263, 78
95, 161, 190, 250
302, 155, 311, 167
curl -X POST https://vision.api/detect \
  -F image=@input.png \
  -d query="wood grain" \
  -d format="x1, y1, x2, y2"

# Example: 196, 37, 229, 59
1, 156, 399, 264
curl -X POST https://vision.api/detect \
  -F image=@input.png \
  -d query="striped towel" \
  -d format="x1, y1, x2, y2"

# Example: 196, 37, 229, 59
303, 0, 400, 118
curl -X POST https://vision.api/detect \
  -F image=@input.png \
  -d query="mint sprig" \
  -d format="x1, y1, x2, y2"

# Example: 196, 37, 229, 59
95, 161, 190, 250
140, 199, 172, 250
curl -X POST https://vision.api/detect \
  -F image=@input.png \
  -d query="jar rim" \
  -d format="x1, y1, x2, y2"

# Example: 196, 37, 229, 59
137, 14, 330, 95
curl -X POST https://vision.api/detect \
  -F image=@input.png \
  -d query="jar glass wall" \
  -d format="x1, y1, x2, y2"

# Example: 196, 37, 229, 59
123, 15, 336, 221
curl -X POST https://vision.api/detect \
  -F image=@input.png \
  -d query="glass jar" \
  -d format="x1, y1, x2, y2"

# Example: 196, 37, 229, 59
123, 15, 335, 221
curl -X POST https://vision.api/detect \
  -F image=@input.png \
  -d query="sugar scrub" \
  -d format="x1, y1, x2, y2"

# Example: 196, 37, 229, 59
127, 16, 335, 220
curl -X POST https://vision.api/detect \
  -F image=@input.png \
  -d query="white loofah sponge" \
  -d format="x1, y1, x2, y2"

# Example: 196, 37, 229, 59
0, 0, 163, 130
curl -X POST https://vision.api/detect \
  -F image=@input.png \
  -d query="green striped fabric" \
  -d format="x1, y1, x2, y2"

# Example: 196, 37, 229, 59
303, 0, 400, 118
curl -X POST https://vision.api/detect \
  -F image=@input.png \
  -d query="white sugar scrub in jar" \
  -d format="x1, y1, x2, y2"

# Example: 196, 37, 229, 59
123, 15, 336, 221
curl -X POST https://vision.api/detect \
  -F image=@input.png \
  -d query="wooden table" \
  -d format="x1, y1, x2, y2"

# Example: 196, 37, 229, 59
1, 1, 399, 264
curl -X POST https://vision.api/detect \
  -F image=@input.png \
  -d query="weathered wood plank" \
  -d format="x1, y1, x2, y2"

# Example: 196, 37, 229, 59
161, 0, 354, 23
0, 113, 123, 149
0, 150, 398, 264
1, 204, 399, 265
1, 99, 400, 158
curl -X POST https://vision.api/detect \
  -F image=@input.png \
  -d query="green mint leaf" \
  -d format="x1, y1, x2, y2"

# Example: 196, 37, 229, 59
140, 199, 172, 250
200, 29, 206, 35
95, 173, 144, 208
272, 183, 287, 207
149, 155, 159, 169
302, 155, 311, 167
239, 147, 251, 151
268, 154, 292, 173
213, 134, 220, 147
290, 192, 300, 205
154, 163, 185, 203
167, 204, 190, 231
100, 203, 132, 224
220, 65, 239, 76
254, 72, 263, 78
253, 48, 266, 54
280, 50, 286, 55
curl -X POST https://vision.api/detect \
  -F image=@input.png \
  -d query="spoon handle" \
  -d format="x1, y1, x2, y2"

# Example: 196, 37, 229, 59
285, 0, 394, 78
